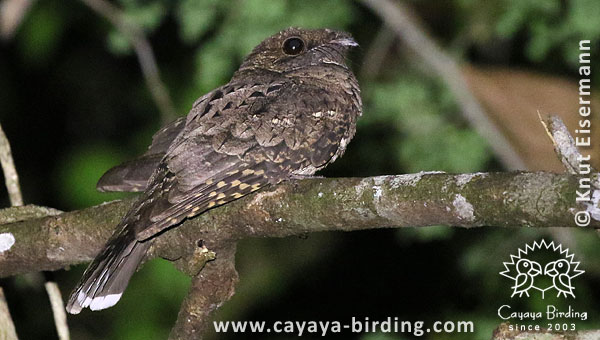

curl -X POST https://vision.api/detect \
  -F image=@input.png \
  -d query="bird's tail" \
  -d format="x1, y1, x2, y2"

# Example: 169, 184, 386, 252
66, 227, 151, 314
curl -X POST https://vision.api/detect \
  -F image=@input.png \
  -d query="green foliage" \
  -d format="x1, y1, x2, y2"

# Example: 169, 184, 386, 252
459, 0, 600, 65
112, 259, 190, 340
397, 226, 454, 244
175, 0, 221, 44
56, 145, 130, 209
400, 126, 489, 173
107, 0, 168, 54
364, 76, 491, 173
17, 2, 66, 65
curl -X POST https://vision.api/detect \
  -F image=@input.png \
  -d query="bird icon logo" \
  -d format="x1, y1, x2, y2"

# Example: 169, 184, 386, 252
500, 240, 584, 299
511, 259, 542, 297
545, 259, 576, 298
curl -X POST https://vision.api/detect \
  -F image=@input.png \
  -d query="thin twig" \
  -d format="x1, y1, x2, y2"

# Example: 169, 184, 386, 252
0, 123, 21, 339
0, 0, 34, 40
0, 288, 18, 340
359, 26, 395, 80
538, 112, 598, 177
0, 122, 70, 340
360, 0, 526, 170
0, 124, 23, 207
45, 275, 70, 340
79, 0, 177, 124
538, 112, 600, 238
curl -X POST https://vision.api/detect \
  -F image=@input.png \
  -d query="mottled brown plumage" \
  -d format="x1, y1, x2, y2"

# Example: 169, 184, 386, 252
67, 27, 362, 314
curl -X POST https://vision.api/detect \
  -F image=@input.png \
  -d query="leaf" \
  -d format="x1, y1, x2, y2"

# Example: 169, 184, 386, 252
176, 0, 219, 44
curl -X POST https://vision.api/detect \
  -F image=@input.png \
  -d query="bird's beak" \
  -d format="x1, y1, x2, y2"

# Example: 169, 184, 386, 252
530, 261, 542, 276
331, 37, 359, 48
544, 262, 557, 277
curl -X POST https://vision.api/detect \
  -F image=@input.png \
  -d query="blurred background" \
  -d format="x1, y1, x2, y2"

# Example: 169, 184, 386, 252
1, 0, 599, 339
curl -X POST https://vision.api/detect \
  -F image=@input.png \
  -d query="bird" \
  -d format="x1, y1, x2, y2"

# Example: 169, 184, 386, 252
66, 27, 362, 314
544, 259, 575, 298
511, 259, 541, 298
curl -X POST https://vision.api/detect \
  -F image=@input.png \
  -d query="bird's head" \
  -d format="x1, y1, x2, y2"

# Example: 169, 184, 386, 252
235, 27, 358, 76
545, 259, 570, 277
516, 259, 542, 276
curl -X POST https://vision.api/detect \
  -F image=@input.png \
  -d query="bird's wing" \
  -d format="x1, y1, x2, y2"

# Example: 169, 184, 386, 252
96, 117, 187, 192
131, 81, 291, 240
67, 83, 278, 312
558, 273, 573, 289
130, 80, 340, 241
133, 162, 270, 241
513, 273, 529, 290
96, 154, 164, 192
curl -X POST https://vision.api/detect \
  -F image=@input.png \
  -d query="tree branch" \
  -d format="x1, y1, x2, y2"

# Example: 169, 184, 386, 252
0, 172, 595, 279
0, 171, 595, 337
493, 323, 600, 340
169, 243, 238, 340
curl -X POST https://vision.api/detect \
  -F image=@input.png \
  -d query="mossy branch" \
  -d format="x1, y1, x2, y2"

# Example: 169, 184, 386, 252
492, 323, 600, 340
0, 171, 596, 339
0, 171, 595, 279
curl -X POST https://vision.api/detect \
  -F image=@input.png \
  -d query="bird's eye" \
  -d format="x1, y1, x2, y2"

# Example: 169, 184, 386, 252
524, 262, 529, 267
282, 37, 305, 55
558, 262, 563, 268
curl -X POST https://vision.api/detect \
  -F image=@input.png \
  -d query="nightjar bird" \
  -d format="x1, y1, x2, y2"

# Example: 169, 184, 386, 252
66, 27, 362, 314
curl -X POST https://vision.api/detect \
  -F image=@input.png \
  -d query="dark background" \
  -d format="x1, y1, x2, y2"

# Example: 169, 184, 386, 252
1, 0, 599, 339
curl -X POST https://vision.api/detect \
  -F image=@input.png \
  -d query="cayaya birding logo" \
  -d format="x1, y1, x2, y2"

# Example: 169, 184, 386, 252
500, 239, 584, 299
